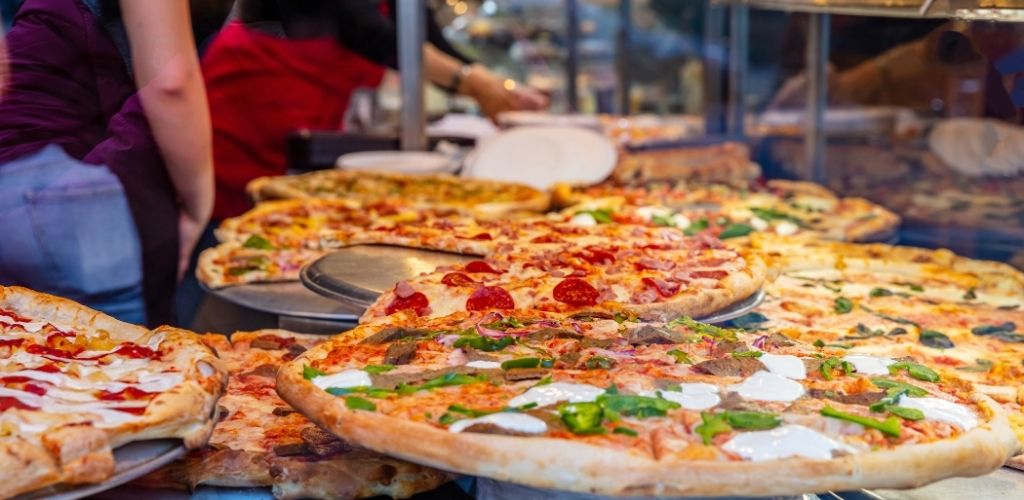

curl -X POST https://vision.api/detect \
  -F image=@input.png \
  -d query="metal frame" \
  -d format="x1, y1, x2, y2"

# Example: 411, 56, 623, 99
727, 5, 749, 136
805, 13, 830, 184
397, 1, 426, 151
565, 0, 581, 112
616, 0, 633, 114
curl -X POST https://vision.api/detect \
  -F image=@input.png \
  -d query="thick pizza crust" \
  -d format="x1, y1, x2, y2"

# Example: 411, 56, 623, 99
0, 287, 228, 496
277, 356, 1018, 496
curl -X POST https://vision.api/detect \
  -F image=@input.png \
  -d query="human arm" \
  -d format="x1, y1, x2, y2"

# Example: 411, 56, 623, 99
120, 0, 213, 279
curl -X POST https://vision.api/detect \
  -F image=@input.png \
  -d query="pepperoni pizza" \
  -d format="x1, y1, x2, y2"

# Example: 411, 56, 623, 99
0, 286, 226, 498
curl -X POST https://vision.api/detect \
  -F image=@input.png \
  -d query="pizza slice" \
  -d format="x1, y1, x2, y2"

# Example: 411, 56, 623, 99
135, 330, 450, 499
0, 286, 227, 498
276, 311, 1019, 496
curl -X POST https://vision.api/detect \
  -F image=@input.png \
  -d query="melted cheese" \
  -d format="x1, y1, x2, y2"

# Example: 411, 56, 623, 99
465, 360, 502, 369
507, 382, 604, 408
648, 383, 720, 410
312, 369, 372, 390
897, 396, 978, 430
842, 355, 894, 376
729, 371, 805, 402
758, 353, 806, 380
722, 425, 856, 461
569, 213, 598, 227
448, 413, 548, 434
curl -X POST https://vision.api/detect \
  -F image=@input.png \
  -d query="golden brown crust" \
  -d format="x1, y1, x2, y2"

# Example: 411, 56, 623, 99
0, 286, 228, 498
278, 351, 1019, 497
138, 330, 449, 499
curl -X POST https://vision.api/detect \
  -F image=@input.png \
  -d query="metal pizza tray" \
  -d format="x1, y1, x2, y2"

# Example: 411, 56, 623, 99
301, 245, 764, 324
17, 439, 185, 500
301, 245, 479, 309
201, 280, 363, 322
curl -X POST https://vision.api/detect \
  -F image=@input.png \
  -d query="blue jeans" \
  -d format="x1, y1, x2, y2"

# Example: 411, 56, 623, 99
0, 145, 146, 324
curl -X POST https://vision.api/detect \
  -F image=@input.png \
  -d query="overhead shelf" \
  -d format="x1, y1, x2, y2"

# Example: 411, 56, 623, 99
717, 0, 1024, 21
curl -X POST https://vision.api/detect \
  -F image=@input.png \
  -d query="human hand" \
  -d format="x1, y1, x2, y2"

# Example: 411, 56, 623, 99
462, 65, 549, 120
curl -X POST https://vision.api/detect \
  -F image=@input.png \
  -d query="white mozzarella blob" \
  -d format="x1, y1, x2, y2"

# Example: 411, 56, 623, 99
634, 206, 671, 222
758, 353, 806, 380
0, 314, 47, 333
465, 360, 502, 369
775, 220, 800, 236
507, 382, 604, 408
448, 413, 548, 434
671, 214, 692, 229
569, 213, 598, 227
749, 217, 769, 231
722, 424, 856, 461
648, 383, 720, 410
312, 369, 372, 390
897, 396, 978, 430
729, 371, 805, 402
842, 355, 895, 376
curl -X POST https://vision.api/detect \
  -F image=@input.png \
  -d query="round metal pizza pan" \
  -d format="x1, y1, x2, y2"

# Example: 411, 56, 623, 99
17, 439, 185, 500
201, 280, 363, 321
697, 288, 765, 324
301, 245, 480, 308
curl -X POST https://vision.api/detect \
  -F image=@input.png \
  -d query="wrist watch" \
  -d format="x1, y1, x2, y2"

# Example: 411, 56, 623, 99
447, 64, 474, 94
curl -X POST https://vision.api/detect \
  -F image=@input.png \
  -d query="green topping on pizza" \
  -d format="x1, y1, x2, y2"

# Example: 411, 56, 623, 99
345, 396, 377, 412
303, 365, 326, 380
242, 234, 274, 250
613, 426, 639, 437
682, 218, 709, 236
819, 357, 854, 380
577, 209, 614, 224
694, 410, 782, 445
731, 350, 763, 359
664, 316, 737, 341
888, 361, 941, 382
718, 223, 754, 239
869, 287, 893, 298
585, 356, 615, 370
453, 333, 515, 352
557, 394, 682, 435
870, 377, 929, 397
833, 297, 854, 314
363, 364, 396, 374
501, 357, 541, 370
821, 406, 901, 437
971, 322, 1024, 342
919, 330, 955, 349
651, 214, 673, 227
667, 349, 693, 364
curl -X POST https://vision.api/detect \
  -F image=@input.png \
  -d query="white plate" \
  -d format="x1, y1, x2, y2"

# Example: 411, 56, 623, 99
463, 126, 617, 189
496, 111, 602, 130
335, 151, 457, 174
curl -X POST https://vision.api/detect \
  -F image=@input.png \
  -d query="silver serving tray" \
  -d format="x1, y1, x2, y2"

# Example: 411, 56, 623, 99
301, 245, 764, 324
18, 439, 185, 500
301, 245, 479, 308
201, 280, 362, 322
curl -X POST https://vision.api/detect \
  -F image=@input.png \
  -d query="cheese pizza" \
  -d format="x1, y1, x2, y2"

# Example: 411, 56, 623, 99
276, 311, 1018, 496
246, 170, 550, 218
0, 286, 226, 498
137, 331, 449, 499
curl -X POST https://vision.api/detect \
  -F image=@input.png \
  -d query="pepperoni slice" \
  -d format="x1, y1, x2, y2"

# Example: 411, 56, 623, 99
691, 270, 728, 280
0, 339, 24, 348
385, 292, 430, 316
26, 344, 77, 359
552, 278, 600, 306
0, 309, 34, 323
466, 286, 515, 311
99, 386, 155, 401
634, 258, 674, 271
34, 364, 61, 373
471, 232, 493, 240
530, 234, 561, 244
576, 249, 615, 265
115, 343, 159, 359
441, 272, 476, 287
22, 383, 47, 396
112, 406, 148, 415
642, 277, 681, 298
0, 376, 31, 384
465, 261, 502, 274
641, 243, 674, 251
0, 396, 35, 411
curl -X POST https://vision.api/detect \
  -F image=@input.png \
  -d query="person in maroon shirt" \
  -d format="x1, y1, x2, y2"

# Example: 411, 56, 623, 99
0, 0, 213, 326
